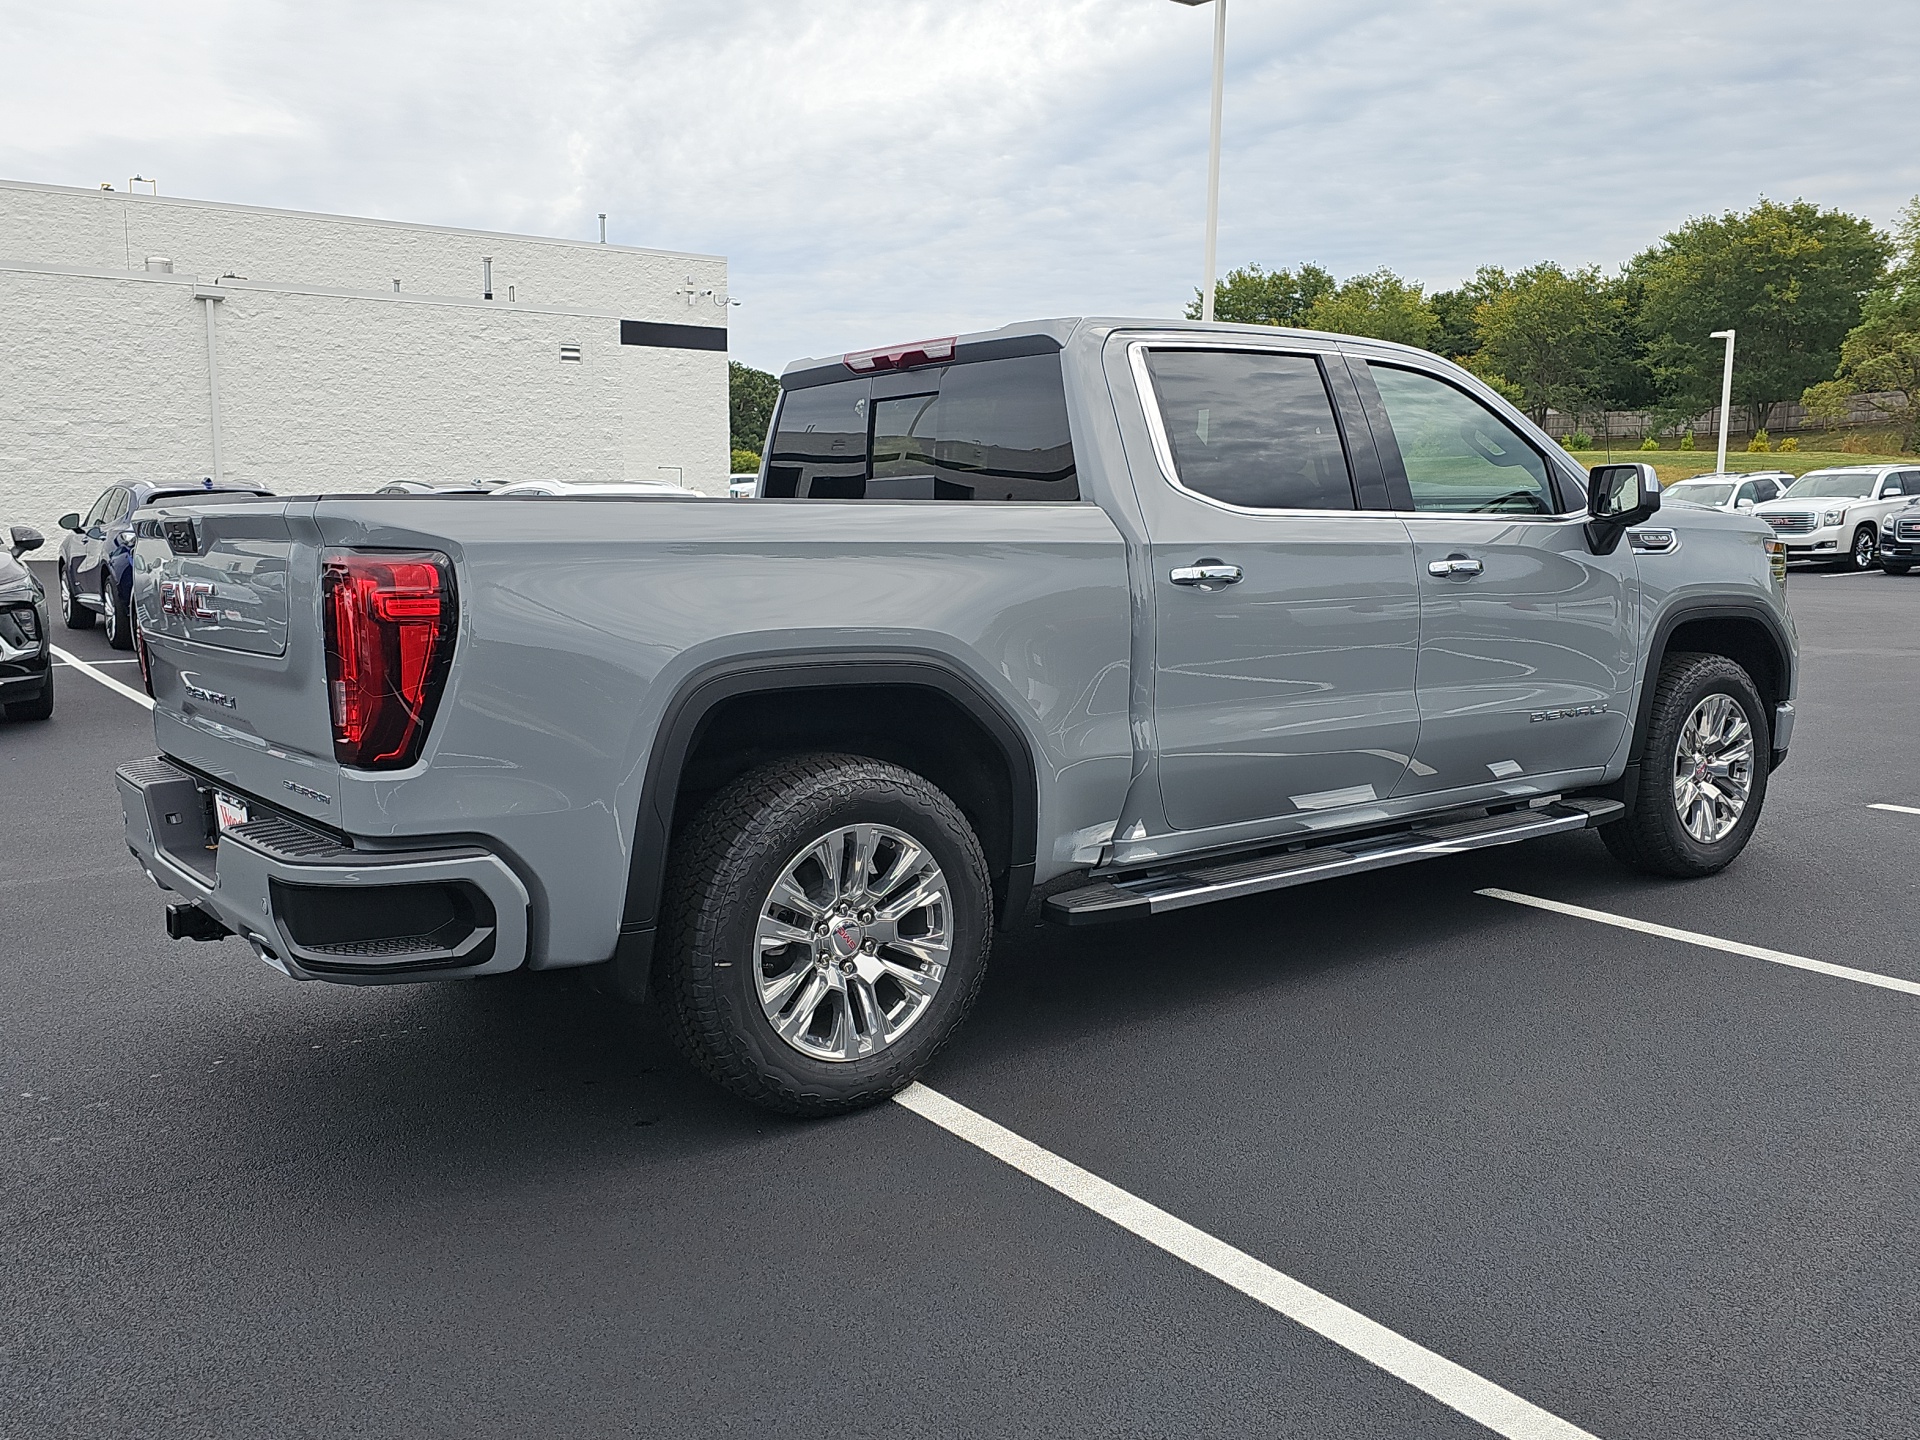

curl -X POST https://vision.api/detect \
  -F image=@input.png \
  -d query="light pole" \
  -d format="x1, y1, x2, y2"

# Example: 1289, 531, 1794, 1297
1172, 0, 1227, 322
1709, 329, 1736, 474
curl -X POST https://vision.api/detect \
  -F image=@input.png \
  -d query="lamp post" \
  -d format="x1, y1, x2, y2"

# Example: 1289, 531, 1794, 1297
1709, 329, 1736, 474
1172, 0, 1227, 322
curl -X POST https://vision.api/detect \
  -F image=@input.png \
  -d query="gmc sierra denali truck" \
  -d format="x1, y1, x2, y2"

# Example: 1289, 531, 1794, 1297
117, 318, 1798, 1115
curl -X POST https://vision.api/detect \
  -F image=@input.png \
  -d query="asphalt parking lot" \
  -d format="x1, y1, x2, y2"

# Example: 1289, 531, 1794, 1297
5, 561, 1919, 1440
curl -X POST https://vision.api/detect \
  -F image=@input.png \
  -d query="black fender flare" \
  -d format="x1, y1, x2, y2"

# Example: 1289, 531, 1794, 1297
1601, 600, 1795, 817
613, 651, 1042, 972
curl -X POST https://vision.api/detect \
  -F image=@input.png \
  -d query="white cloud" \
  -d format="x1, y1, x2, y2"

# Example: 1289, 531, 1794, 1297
2, 0, 1915, 372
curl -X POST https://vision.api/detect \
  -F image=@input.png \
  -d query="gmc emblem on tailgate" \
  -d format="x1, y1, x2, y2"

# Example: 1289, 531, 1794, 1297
159, 579, 217, 620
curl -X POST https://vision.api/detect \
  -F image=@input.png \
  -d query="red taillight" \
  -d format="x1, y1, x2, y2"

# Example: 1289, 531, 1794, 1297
321, 550, 455, 769
842, 336, 955, 373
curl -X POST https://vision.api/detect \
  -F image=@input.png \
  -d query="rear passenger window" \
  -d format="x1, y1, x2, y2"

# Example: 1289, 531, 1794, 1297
763, 351, 1078, 501
1142, 350, 1355, 511
1368, 364, 1555, 515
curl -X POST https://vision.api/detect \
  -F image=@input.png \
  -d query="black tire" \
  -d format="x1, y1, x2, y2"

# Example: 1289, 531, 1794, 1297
1847, 525, 1877, 571
656, 752, 993, 1117
3, 671, 53, 722
1885, 562, 1912, 577
59, 564, 94, 630
1601, 652, 1769, 878
102, 575, 134, 651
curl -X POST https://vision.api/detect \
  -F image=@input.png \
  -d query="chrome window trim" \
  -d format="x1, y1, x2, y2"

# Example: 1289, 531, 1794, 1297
1125, 337, 1588, 522
1126, 338, 1369, 521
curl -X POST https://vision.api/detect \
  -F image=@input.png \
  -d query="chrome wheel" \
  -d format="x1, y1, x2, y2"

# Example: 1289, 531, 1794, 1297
1671, 693, 1754, 844
101, 580, 119, 644
1852, 528, 1876, 570
755, 823, 952, 1063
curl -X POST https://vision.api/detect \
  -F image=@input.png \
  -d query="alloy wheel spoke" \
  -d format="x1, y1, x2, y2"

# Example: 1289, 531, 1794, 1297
759, 962, 813, 1013
774, 972, 833, 1043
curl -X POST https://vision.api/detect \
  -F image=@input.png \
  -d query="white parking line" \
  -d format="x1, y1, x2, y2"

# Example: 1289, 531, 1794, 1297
896, 1082, 1599, 1440
1478, 888, 1920, 999
52, 656, 141, 666
49, 645, 153, 710
1869, 803, 1920, 817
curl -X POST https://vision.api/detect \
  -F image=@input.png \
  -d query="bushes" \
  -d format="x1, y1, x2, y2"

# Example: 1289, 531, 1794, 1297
1679, 431, 1695, 450
1778, 435, 1799, 452
730, 448, 762, 474
1563, 431, 1594, 450
1746, 429, 1772, 452
1640, 437, 1661, 450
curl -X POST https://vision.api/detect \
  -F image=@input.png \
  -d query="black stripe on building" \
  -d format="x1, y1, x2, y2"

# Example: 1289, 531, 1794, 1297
620, 320, 728, 351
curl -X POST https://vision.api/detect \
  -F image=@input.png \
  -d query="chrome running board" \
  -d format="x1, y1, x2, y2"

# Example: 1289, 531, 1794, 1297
1044, 797, 1624, 926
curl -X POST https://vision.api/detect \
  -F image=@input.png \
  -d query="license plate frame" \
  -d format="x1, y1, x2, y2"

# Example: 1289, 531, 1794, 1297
213, 792, 250, 833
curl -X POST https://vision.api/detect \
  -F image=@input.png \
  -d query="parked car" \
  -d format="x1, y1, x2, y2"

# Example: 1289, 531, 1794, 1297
118, 317, 1796, 1117
728, 473, 759, 498
57, 480, 274, 649
1665, 472, 1790, 514
1878, 495, 1920, 576
1, 525, 52, 721
489, 479, 700, 498
1752, 465, 1920, 569
375, 480, 488, 495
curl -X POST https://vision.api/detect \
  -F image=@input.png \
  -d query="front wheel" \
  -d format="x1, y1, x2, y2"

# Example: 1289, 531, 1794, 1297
1601, 652, 1769, 878
1848, 525, 1878, 571
59, 565, 94, 630
656, 753, 993, 1116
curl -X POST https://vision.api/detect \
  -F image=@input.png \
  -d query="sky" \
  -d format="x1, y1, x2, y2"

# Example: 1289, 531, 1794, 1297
4, 0, 1917, 374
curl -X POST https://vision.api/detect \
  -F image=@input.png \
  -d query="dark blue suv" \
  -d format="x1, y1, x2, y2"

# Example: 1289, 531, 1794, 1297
57, 480, 273, 649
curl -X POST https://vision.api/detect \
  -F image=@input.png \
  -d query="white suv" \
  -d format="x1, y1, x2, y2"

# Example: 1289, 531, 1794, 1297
1753, 465, 1920, 569
1664, 472, 1790, 515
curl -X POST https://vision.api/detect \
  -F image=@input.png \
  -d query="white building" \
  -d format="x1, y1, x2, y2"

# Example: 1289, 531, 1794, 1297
0, 178, 731, 542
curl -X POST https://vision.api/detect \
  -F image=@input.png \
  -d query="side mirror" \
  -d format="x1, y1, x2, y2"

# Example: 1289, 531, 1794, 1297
1586, 462, 1662, 554
8, 525, 42, 558
58, 512, 82, 533
1736, 498, 1756, 512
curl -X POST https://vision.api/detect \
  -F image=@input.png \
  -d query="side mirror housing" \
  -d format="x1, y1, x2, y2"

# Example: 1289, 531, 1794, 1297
1586, 462, 1662, 554
58, 512, 83, 533
8, 525, 43, 558
1736, 498, 1756, 512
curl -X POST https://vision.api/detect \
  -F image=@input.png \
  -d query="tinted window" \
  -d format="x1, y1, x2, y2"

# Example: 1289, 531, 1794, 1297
763, 352, 1078, 501
763, 383, 868, 499
1369, 364, 1555, 514
84, 489, 119, 528
1143, 350, 1354, 510
1735, 482, 1756, 505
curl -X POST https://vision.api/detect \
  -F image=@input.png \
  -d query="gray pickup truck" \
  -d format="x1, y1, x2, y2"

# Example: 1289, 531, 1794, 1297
118, 318, 1798, 1115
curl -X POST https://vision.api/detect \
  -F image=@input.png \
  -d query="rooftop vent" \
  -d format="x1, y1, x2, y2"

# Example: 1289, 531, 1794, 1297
144, 256, 173, 273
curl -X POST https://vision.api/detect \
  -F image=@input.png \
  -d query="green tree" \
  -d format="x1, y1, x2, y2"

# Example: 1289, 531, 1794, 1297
729, 361, 780, 454
1302, 269, 1435, 348
1634, 198, 1889, 433
1187, 263, 1336, 325
1472, 263, 1628, 426
1428, 266, 1509, 361
1805, 195, 1920, 451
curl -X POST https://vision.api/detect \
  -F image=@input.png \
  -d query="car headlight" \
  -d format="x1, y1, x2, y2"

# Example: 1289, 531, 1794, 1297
1821, 508, 1846, 527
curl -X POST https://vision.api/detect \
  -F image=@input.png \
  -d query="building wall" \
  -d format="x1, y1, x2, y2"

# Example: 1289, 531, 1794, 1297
0, 181, 729, 545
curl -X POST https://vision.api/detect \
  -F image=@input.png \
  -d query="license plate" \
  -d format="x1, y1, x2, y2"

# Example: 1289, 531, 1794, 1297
214, 792, 250, 832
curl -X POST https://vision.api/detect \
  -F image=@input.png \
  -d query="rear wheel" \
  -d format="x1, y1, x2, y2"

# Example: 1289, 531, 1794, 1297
1848, 525, 1878, 571
656, 753, 993, 1116
1601, 652, 1769, 878
59, 565, 94, 630
102, 575, 134, 651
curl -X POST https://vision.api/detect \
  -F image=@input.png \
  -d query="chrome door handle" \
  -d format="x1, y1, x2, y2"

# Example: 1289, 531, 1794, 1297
1170, 562, 1243, 589
1427, 556, 1484, 578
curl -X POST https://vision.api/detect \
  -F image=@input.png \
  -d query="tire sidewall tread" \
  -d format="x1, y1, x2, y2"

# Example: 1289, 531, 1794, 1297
656, 752, 992, 1117
1602, 651, 1769, 878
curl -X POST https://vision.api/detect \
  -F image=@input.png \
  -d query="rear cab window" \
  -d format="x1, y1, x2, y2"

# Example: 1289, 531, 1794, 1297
764, 346, 1078, 502
1140, 349, 1357, 511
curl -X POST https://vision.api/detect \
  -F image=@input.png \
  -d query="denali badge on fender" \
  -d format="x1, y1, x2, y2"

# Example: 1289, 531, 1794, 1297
1530, 703, 1609, 723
